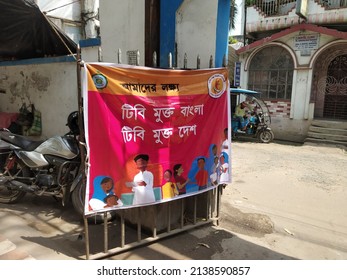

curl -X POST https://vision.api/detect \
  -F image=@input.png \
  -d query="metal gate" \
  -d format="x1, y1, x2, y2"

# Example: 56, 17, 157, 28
323, 55, 347, 120
83, 187, 223, 260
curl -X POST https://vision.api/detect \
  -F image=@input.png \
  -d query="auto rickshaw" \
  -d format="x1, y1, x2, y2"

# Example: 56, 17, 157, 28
231, 88, 274, 143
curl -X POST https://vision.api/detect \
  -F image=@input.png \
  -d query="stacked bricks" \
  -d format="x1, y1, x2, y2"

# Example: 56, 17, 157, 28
264, 100, 291, 118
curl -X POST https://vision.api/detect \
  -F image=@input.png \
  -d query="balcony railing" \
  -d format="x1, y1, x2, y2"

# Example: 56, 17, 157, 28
317, 0, 347, 9
247, 0, 347, 17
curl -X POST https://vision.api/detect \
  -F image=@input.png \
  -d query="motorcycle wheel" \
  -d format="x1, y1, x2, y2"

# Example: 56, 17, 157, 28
71, 180, 117, 225
0, 158, 28, 204
257, 129, 274, 143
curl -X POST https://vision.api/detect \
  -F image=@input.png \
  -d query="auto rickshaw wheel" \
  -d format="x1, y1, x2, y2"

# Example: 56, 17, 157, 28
258, 129, 274, 143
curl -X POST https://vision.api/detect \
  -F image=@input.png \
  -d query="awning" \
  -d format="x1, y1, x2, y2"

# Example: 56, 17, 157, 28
0, 0, 77, 61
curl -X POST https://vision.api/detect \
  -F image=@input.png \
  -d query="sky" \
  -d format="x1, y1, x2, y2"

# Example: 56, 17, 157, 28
230, 0, 243, 36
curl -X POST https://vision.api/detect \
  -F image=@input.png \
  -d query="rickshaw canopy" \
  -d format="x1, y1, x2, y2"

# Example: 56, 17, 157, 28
230, 88, 259, 95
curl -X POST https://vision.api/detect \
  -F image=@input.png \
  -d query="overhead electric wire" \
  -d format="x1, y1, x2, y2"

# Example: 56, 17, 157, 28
44, 0, 80, 13
41, 11, 77, 60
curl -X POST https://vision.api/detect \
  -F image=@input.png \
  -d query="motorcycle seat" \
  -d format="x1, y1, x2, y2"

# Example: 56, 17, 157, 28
0, 131, 44, 151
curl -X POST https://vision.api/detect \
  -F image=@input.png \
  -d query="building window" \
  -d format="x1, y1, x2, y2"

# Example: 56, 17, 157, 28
248, 46, 294, 100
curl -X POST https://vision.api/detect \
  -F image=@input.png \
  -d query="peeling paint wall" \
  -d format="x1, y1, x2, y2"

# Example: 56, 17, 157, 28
0, 62, 78, 138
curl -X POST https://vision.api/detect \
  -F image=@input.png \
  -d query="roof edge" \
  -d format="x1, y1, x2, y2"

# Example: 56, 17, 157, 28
236, 23, 347, 54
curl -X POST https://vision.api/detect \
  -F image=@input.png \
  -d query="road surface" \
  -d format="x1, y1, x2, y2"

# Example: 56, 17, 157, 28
1, 140, 347, 260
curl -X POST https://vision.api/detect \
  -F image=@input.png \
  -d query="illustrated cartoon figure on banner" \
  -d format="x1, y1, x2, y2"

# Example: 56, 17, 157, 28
104, 194, 123, 208
210, 156, 220, 186
221, 128, 230, 159
173, 164, 190, 195
126, 154, 156, 205
161, 169, 179, 199
219, 152, 229, 187
89, 176, 123, 210
220, 127, 231, 187
195, 157, 209, 191
206, 144, 217, 174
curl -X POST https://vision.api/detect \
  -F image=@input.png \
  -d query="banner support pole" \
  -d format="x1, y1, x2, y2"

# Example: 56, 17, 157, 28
76, 44, 90, 259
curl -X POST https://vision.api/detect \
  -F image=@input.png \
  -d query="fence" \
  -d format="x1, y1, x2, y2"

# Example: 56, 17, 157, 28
83, 187, 224, 259
116, 48, 228, 68
80, 48, 228, 260
249, 0, 347, 17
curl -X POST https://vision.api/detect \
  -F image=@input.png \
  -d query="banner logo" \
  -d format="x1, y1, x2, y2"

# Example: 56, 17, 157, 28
208, 74, 226, 98
92, 73, 108, 89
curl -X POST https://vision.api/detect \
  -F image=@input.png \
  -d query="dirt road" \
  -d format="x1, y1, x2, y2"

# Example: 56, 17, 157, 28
1, 140, 347, 260
217, 140, 347, 259
104, 140, 347, 260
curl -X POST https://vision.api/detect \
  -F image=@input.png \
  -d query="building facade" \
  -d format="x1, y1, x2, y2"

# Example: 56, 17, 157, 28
236, 0, 347, 142
1, 0, 231, 138
98, 0, 230, 69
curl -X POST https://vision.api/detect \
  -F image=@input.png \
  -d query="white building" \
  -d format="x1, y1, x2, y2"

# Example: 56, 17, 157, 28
235, 0, 347, 144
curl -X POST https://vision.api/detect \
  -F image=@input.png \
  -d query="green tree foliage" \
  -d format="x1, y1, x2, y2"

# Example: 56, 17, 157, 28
245, 0, 256, 6
229, 36, 238, 44
229, 0, 238, 31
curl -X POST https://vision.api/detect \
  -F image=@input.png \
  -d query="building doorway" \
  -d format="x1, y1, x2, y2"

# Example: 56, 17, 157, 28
323, 55, 347, 119
311, 45, 347, 120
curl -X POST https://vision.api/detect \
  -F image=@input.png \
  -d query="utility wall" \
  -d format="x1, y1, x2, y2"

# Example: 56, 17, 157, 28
99, 0, 145, 64
98, 0, 230, 68
0, 58, 79, 139
175, 0, 218, 68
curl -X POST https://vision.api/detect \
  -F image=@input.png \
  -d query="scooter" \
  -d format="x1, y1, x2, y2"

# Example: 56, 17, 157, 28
0, 111, 85, 215
231, 88, 274, 143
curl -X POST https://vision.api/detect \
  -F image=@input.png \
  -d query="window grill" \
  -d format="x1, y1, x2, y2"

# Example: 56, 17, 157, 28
248, 46, 294, 100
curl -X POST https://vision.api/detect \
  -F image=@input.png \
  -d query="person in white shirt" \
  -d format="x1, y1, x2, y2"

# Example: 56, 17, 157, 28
221, 128, 230, 158
219, 153, 229, 184
131, 154, 156, 205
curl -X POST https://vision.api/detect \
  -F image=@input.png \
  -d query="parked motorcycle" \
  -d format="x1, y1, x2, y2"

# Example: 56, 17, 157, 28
0, 111, 85, 215
231, 88, 274, 143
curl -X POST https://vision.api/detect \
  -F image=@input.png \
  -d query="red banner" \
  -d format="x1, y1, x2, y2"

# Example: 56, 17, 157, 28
83, 63, 230, 214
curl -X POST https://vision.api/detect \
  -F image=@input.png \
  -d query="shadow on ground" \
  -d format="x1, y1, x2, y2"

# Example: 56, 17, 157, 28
20, 214, 295, 260
2, 192, 296, 260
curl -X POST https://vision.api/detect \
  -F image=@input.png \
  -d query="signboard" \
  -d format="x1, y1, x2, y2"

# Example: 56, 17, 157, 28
294, 34, 319, 56
83, 63, 230, 214
234, 62, 241, 87
294, 34, 319, 50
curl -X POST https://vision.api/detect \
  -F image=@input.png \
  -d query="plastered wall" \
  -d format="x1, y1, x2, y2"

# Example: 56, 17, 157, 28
0, 61, 79, 139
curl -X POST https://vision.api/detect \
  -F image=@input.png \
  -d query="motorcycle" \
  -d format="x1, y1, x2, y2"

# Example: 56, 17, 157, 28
0, 111, 85, 216
231, 88, 274, 143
